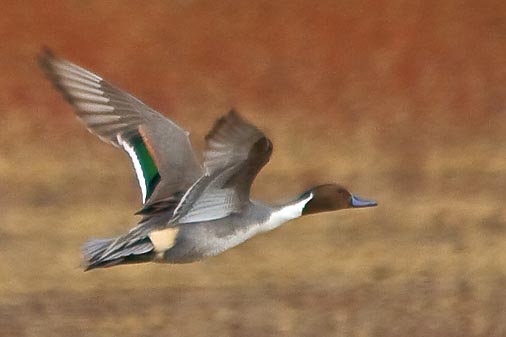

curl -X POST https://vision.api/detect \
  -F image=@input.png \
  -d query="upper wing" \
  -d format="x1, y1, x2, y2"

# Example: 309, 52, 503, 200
203, 110, 272, 200
172, 110, 272, 224
39, 49, 203, 205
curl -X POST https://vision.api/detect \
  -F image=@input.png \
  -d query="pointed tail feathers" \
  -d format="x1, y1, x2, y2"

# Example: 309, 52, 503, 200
82, 238, 115, 271
82, 236, 154, 271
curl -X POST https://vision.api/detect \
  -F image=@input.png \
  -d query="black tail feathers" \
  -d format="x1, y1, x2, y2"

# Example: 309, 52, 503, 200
82, 236, 154, 271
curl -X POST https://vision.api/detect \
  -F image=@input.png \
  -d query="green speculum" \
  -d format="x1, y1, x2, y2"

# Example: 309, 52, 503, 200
131, 134, 160, 201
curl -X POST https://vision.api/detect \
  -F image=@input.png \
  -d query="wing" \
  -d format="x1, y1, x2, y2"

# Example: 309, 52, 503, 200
203, 110, 272, 199
39, 48, 203, 205
172, 110, 272, 224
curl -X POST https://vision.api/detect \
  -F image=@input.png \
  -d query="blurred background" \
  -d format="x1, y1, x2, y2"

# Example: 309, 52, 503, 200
2, 1, 506, 336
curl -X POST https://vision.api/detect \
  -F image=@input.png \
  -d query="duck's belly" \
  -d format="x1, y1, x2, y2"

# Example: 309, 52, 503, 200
161, 220, 264, 263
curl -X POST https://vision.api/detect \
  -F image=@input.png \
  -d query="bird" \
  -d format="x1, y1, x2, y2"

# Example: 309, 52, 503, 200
39, 48, 377, 271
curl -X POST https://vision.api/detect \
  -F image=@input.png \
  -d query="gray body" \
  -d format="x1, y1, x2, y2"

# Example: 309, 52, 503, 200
163, 202, 272, 263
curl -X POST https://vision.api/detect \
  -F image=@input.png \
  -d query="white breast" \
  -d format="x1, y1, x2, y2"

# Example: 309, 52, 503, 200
262, 193, 313, 232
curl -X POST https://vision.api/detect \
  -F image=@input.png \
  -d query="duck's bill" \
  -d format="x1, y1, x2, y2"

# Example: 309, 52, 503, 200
350, 195, 378, 208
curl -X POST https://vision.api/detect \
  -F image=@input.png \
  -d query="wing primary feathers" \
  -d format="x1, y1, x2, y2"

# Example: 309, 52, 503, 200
39, 48, 203, 205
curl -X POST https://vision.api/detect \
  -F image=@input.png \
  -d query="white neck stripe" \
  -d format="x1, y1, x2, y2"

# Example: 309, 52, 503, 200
262, 193, 313, 232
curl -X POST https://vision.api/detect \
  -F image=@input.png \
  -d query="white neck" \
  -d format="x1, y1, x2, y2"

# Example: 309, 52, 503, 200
261, 193, 313, 232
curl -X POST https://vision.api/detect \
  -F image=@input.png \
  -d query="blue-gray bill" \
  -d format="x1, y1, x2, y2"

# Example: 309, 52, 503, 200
350, 195, 378, 208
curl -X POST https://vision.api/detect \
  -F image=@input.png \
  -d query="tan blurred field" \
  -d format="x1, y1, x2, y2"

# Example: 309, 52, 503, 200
2, 1, 506, 336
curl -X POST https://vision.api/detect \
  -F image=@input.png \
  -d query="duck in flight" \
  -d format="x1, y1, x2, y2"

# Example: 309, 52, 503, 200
39, 49, 377, 271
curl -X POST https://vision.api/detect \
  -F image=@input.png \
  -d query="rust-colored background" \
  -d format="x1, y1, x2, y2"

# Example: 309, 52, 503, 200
2, 1, 506, 336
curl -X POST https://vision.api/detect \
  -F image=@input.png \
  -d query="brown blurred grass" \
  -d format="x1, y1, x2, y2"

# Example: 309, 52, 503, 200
2, 1, 506, 336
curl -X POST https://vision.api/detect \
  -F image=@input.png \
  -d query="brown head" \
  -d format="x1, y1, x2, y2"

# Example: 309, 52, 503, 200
301, 184, 377, 216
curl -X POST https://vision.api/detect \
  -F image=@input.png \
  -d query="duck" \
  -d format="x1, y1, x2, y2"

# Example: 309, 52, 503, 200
39, 48, 377, 271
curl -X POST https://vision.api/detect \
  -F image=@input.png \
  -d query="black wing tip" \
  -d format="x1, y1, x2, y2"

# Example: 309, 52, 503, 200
37, 46, 56, 70
37, 47, 79, 105
227, 108, 242, 119
205, 115, 226, 142
40, 46, 55, 57
205, 108, 246, 142
38, 46, 60, 86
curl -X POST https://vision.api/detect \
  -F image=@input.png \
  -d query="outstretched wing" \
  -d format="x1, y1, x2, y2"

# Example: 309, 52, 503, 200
203, 110, 272, 199
39, 49, 203, 205
172, 110, 272, 223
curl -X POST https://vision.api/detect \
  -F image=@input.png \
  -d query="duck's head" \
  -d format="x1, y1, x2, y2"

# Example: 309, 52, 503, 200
301, 184, 377, 216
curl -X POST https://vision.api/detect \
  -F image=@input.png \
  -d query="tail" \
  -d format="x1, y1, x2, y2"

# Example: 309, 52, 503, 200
82, 236, 154, 271
81, 238, 115, 270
